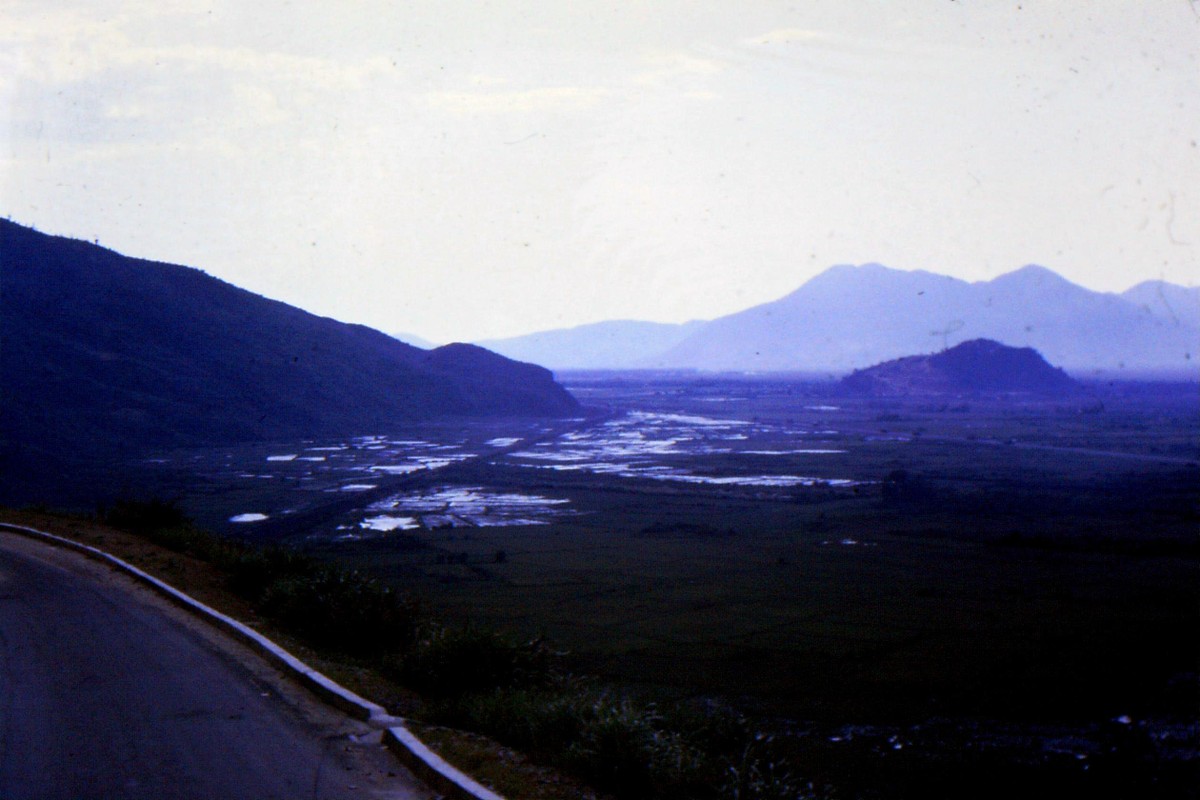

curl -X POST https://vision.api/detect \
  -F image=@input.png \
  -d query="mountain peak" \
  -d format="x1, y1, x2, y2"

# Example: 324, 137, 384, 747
1010, 263, 1059, 277
815, 262, 902, 279
789, 262, 937, 297
1121, 279, 1200, 329
986, 264, 1081, 291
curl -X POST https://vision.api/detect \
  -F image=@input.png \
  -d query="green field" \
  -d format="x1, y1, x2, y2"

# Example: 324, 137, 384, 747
136, 376, 1198, 795
314, 462, 1196, 723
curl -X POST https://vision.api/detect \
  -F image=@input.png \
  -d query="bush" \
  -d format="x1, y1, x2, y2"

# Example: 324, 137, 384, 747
223, 546, 315, 600
101, 497, 189, 535
662, 699, 754, 755
720, 735, 814, 800
445, 685, 814, 800
100, 497, 234, 559
458, 687, 587, 754
561, 694, 708, 798
259, 567, 421, 657
400, 625, 558, 699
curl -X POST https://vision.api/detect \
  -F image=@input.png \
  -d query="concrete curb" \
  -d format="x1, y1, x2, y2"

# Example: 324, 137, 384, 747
385, 726, 505, 800
0, 522, 507, 800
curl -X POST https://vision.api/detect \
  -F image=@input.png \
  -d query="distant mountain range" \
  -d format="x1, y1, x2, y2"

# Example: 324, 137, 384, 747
0, 219, 577, 504
476, 319, 706, 370
479, 264, 1198, 377
841, 339, 1080, 396
1120, 280, 1200, 331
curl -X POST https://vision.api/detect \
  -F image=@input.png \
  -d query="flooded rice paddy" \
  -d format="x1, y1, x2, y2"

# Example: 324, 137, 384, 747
146, 404, 874, 536
339, 486, 577, 539
504, 411, 865, 488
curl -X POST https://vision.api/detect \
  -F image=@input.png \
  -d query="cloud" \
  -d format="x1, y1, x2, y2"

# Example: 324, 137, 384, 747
230, 84, 289, 127
742, 28, 830, 47
130, 45, 395, 91
740, 26, 921, 60
102, 101, 153, 121
633, 51, 726, 87
426, 85, 610, 115
468, 74, 510, 87
1, 5, 399, 153
3, 5, 396, 89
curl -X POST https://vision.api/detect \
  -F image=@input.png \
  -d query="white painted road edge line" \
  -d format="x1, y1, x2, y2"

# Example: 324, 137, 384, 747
0, 523, 506, 800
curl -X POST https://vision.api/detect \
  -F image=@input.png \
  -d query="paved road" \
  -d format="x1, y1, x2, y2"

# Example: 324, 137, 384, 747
0, 533, 431, 800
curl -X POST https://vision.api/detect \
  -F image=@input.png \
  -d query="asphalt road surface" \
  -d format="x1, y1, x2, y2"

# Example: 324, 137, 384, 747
0, 532, 432, 800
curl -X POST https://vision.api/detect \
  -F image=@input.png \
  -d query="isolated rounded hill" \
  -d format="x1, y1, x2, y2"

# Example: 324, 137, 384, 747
840, 338, 1081, 396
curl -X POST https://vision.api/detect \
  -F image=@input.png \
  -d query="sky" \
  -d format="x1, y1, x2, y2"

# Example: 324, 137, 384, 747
2, 1, 1197, 343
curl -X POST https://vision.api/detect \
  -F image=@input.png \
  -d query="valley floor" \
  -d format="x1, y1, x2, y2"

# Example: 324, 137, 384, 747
48, 376, 1200, 797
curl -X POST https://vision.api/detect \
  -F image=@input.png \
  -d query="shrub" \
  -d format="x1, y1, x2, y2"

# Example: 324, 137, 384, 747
400, 625, 558, 699
720, 735, 814, 800
222, 546, 315, 600
449, 686, 796, 800
259, 567, 421, 657
100, 497, 233, 560
561, 693, 707, 797
457, 687, 587, 755
101, 497, 189, 535
662, 699, 754, 755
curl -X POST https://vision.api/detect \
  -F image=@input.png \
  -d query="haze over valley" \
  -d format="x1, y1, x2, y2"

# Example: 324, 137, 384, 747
3, 4, 1198, 799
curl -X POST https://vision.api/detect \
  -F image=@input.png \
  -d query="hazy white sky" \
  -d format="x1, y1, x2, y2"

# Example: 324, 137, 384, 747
3, 1, 1197, 342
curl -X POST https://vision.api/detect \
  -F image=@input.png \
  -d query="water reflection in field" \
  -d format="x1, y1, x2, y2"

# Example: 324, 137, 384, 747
341, 486, 575, 537
501, 410, 861, 487
144, 403, 871, 533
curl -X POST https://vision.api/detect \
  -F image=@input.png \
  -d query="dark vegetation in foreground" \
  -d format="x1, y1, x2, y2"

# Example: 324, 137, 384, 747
97, 498, 819, 800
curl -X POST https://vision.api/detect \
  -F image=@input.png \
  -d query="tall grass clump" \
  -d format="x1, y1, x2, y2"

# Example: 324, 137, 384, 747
258, 566, 420, 656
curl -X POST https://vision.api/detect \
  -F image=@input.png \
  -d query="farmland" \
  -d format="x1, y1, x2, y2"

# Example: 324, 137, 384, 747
132, 373, 1199, 796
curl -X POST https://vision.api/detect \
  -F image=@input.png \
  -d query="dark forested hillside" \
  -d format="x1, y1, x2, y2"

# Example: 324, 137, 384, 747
0, 219, 577, 503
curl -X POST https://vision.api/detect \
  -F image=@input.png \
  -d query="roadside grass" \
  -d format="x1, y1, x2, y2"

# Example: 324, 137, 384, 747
1, 504, 826, 800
